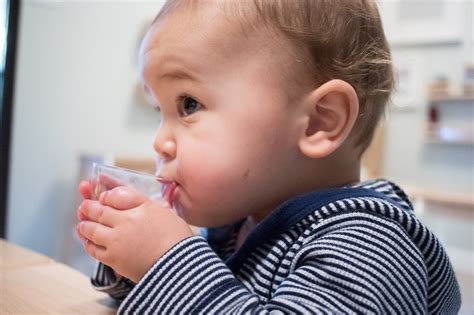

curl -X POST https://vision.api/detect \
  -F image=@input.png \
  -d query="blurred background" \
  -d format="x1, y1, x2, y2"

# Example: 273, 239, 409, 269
0, 0, 472, 313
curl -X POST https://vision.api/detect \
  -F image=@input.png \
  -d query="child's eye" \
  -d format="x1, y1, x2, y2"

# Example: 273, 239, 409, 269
178, 96, 203, 117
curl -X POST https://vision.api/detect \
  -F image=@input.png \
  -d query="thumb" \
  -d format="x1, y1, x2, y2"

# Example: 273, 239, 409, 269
100, 186, 149, 210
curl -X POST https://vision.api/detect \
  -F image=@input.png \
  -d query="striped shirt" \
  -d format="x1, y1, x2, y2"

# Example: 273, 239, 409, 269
92, 179, 461, 314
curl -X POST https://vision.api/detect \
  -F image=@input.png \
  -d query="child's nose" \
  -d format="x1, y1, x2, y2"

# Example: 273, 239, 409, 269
154, 138, 177, 161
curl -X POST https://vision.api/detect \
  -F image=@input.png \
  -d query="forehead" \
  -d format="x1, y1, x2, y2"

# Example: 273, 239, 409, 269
140, 4, 254, 76
139, 1, 313, 97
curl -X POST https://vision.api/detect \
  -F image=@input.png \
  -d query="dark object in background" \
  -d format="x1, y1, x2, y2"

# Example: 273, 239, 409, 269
428, 106, 439, 125
0, 0, 21, 238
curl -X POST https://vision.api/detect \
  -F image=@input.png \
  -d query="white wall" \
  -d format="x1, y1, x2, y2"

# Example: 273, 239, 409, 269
7, 1, 165, 258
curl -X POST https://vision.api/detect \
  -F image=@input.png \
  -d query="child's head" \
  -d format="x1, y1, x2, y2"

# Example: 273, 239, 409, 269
141, 0, 394, 227
154, 0, 394, 151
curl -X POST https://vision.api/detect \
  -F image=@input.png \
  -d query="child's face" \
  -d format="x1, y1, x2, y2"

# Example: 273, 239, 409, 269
141, 5, 308, 227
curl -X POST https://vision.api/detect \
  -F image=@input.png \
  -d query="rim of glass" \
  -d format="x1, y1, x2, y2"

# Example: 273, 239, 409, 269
92, 162, 157, 178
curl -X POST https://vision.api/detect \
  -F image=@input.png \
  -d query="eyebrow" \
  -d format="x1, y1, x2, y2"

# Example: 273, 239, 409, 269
159, 69, 200, 83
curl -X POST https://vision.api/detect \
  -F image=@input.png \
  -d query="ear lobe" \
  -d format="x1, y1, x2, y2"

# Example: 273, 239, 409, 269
299, 132, 338, 159
298, 79, 359, 159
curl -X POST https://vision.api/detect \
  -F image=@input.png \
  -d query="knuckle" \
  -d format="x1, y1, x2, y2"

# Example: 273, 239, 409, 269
108, 231, 118, 246
97, 206, 106, 224
89, 225, 98, 241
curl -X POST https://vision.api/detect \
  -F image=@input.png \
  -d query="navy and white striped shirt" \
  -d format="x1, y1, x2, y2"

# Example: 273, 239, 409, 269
92, 179, 461, 314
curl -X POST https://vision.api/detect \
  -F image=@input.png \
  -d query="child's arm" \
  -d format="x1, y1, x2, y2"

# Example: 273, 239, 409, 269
90, 262, 135, 301
78, 188, 430, 314
113, 215, 430, 314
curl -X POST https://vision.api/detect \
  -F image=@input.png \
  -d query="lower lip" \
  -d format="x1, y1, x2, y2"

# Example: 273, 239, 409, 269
170, 185, 180, 205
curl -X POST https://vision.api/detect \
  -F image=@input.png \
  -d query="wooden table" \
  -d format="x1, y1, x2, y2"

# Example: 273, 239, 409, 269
1, 239, 117, 314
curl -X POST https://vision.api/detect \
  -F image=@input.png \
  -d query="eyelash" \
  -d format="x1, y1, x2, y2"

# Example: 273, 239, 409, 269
176, 95, 203, 117
153, 95, 203, 116
176, 95, 187, 108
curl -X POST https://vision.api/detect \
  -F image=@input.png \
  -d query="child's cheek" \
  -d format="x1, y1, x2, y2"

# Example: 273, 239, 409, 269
180, 145, 246, 197
182, 148, 234, 190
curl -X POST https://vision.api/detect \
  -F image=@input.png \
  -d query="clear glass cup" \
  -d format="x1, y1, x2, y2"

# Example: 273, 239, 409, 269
90, 163, 204, 236
90, 163, 163, 201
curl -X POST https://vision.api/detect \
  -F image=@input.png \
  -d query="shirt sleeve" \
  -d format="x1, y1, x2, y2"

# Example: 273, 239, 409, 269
116, 215, 429, 315
91, 262, 136, 301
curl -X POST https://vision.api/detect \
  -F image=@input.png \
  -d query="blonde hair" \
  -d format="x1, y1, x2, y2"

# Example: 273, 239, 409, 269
156, 0, 394, 152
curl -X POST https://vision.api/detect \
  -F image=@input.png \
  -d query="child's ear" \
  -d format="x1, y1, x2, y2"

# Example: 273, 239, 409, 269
298, 79, 359, 158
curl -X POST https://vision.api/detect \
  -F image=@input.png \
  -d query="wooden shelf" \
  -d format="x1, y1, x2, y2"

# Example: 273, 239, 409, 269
425, 136, 474, 145
429, 96, 474, 104
114, 156, 156, 175
403, 185, 474, 208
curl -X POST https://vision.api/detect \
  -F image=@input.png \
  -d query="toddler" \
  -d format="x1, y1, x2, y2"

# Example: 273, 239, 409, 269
77, 0, 461, 313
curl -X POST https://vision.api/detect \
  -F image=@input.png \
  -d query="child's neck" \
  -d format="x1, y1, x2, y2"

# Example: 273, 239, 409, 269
235, 163, 361, 250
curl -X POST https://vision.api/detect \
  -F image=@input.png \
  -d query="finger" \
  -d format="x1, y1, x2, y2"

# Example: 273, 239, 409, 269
79, 181, 92, 200
100, 186, 149, 210
76, 224, 86, 242
89, 174, 126, 201
77, 199, 92, 221
83, 239, 107, 263
79, 200, 120, 227
99, 173, 126, 190
78, 220, 113, 247
77, 204, 86, 221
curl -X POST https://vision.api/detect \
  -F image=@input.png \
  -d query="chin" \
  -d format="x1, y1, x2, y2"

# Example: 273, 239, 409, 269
179, 212, 212, 227
174, 197, 244, 227
177, 206, 234, 228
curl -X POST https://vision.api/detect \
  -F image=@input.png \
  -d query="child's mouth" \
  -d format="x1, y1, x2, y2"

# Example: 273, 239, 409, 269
157, 177, 178, 205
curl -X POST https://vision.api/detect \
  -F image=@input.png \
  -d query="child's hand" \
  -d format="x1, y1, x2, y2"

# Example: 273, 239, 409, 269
78, 180, 93, 200
76, 181, 93, 242
76, 186, 194, 283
